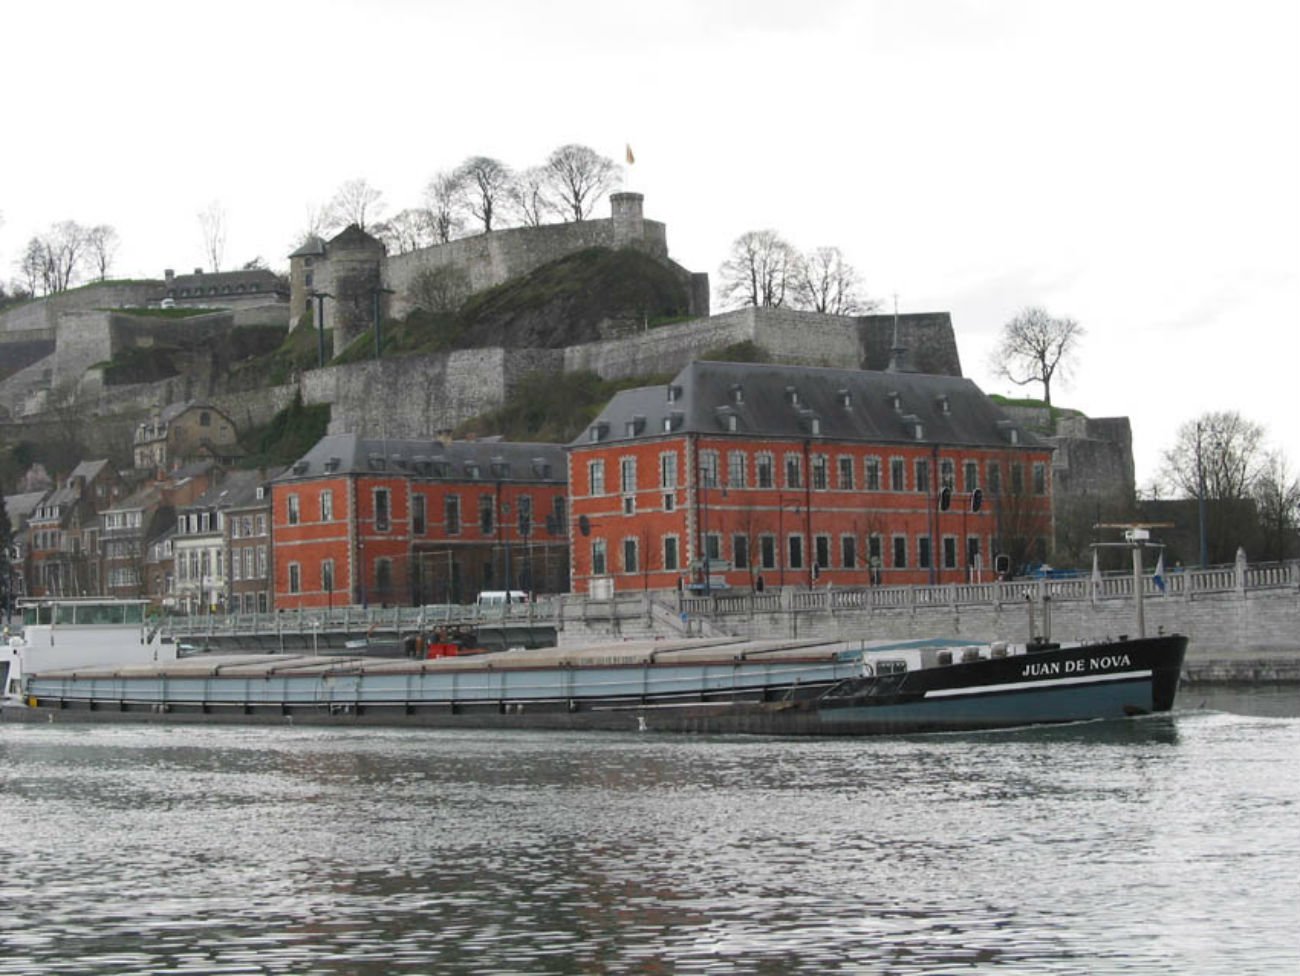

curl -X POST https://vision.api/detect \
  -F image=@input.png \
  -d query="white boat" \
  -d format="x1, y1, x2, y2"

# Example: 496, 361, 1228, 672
3, 599, 177, 706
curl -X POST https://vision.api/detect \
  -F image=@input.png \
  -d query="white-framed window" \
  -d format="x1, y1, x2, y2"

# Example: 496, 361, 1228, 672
589, 459, 605, 496
320, 489, 333, 521
811, 455, 829, 490
287, 494, 300, 526
837, 456, 854, 490
756, 453, 775, 489
699, 450, 720, 488
620, 456, 637, 494
784, 453, 803, 489
727, 451, 747, 489
664, 535, 679, 572
660, 452, 678, 489
288, 562, 301, 594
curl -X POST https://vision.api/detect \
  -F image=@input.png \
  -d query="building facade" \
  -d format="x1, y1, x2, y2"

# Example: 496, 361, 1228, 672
24, 460, 125, 597
272, 434, 569, 610
567, 361, 1055, 595
133, 402, 241, 472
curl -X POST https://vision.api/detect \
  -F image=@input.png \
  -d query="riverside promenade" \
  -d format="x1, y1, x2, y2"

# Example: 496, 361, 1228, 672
166, 558, 1300, 683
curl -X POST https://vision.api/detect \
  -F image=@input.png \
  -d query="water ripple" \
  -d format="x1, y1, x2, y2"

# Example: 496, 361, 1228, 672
2, 705, 1299, 975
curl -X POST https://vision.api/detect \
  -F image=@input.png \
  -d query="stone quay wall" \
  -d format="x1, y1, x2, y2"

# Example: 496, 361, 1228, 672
559, 562, 1300, 664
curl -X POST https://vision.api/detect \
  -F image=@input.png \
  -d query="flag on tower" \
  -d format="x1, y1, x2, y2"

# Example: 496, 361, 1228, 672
625, 144, 636, 164
1153, 553, 1166, 593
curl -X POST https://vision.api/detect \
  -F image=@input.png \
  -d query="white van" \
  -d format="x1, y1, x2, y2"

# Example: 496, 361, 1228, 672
476, 590, 529, 607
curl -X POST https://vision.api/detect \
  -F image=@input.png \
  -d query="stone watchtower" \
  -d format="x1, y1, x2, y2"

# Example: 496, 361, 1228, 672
325, 225, 387, 355
611, 192, 648, 249
287, 225, 388, 355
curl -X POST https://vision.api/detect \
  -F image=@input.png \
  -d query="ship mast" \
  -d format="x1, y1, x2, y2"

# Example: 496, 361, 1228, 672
1093, 522, 1172, 638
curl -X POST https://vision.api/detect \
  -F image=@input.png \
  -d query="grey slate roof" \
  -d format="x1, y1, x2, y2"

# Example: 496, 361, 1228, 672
288, 235, 326, 258
278, 434, 566, 484
570, 361, 1044, 451
181, 469, 273, 513
4, 491, 46, 526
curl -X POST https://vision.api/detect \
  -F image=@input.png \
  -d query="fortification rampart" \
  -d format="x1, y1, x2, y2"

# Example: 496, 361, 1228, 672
385, 219, 650, 319
307, 347, 564, 438
0, 282, 161, 338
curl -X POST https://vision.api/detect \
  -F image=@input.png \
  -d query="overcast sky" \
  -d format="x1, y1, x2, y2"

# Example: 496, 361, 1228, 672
2, 0, 1296, 488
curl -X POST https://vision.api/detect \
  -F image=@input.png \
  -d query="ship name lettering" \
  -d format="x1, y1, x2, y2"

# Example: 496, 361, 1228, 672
1020, 653, 1133, 679
1088, 654, 1132, 671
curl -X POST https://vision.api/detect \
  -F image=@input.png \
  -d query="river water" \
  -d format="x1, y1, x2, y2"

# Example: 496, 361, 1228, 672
1, 691, 1298, 975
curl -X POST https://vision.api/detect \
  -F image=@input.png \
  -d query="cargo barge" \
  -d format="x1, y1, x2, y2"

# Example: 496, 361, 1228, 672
2, 600, 1186, 735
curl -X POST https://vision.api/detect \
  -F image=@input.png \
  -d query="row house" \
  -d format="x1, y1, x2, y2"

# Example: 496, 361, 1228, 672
3, 491, 46, 608
100, 462, 219, 604
273, 434, 569, 610
225, 469, 280, 615
24, 460, 126, 597
566, 360, 1054, 595
173, 469, 280, 614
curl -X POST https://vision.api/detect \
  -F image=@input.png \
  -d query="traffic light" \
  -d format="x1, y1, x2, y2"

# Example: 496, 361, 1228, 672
971, 488, 983, 512
939, 486, 952, 511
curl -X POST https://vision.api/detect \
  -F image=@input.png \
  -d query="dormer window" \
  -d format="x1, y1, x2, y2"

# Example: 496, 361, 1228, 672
785, 385, 799, 406
903, 413, 924, 440
589, 422, 609, 442
888, 392, 902, 412
325, 456, 341, 472
666, 384, 682, 403
798, 409, 821, 436
838, 389, 852, 409
625, 415, 646, 438
730, 383, 744, 405
937, 394, 951, 414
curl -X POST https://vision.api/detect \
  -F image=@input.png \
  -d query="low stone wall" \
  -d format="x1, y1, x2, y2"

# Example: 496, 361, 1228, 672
556, 565, 1300, 664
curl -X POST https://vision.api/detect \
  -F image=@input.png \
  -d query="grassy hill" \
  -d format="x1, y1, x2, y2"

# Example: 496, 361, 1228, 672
335, 246, 692, 364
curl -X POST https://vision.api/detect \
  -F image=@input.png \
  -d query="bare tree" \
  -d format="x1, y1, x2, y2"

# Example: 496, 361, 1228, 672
86, 224, 120, 280
1162, 411, 1266, 502
295, 203, 330, 247
792, 246, 876, 315
508, 166, 556, 227
543, 144, 618, 222
1254, 450, 1300, 561
198, 201, 227, 272
326, 178, 385, 233
1161, 411, 1269, 563
19, 237, 45, 295
990, 306, 1084, 406
407, 265, 471, 314
718, 230, 797, 309
452, 156, 512, 233
374, 208, 435, 254
424, 172, 464, 244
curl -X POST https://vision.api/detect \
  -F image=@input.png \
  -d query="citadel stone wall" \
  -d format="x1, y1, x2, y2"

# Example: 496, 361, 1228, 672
1052, 416, 1135, 500
0, 282, 161, 338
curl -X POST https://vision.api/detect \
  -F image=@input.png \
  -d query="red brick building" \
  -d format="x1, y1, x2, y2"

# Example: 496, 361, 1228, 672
567, 361, 1054, 594
272, 434, 568, 609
